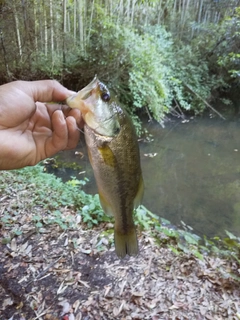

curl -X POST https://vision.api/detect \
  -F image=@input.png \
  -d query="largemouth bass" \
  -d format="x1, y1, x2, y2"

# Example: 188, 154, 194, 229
66, 77, 144, 258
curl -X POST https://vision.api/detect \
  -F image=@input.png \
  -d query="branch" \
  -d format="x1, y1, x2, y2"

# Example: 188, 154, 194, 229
183, 83, 226, 120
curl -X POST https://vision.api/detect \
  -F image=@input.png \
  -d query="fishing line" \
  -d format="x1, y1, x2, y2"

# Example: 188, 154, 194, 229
90, 111, 120, 135
76, 126, 85, 135
161, 121, 181, 141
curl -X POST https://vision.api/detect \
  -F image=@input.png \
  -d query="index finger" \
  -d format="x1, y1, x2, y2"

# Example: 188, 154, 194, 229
20, 80, 76, 103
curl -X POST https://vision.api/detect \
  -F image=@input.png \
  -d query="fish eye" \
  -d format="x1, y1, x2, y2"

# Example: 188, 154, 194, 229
114, 127, 120, 135
113, 124, 121, 135
101, 92, 110, 102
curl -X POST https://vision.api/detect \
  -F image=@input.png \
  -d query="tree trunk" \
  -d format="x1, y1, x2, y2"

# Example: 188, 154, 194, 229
197, 0, 203, 24
87, 0, 95, 45
157, 0, 163, 24
117, 0, 124, 26
67, 11, 71, 33
12, 0, 22, 60
131, 0, 136, 26
21, 0, 32, 49
33, 0, 38, 54
63, 0, 67, 67
0, 31, 10, 79
78, 0, 85, 52
126, 0, 131, 22
63, 0, 67, 33
50, 0, 54, 63
74, 0, 77, 44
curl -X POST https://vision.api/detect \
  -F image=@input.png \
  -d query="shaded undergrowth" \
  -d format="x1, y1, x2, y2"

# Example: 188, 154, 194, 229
1, 164, 240, 277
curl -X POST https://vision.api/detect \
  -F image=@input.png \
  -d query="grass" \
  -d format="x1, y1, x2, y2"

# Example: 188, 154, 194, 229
0, 164, 240, 269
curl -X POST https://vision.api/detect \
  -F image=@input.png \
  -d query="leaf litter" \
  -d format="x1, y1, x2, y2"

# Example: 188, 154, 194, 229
0, 174, 240, 319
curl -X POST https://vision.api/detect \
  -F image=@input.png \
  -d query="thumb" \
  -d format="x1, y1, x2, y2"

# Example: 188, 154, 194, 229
22, 80, 76, 103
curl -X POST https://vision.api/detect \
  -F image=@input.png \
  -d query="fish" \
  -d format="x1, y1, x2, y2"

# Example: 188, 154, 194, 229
66, 77, 144, 258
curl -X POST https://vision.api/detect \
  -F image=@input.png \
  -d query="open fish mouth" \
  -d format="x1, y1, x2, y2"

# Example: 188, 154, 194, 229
90, 115, 121, 137
66, 76, 121, 137
85, 101, 122, 138
79, 76, 99, 100
80, 76, 110, 103
84, 119, 118, 141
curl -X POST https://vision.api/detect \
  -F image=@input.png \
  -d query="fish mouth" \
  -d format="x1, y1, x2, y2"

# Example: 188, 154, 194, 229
79, 76, 110, 100
84, 118, 120, 139
78, 76, 99, 100
67, 76, 121, 137
85, 104, 121, 138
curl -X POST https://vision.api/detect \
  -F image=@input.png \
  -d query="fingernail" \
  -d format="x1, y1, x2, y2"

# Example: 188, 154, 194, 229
58, 110, 65, 121
68, 90, 77, 95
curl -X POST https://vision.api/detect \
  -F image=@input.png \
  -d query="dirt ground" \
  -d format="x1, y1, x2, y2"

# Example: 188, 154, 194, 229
1, 219, 240, 320
0, 169, 240, 320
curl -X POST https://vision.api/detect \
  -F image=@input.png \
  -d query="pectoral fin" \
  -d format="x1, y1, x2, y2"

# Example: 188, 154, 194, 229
99, 192, 114, 217
134, 175, 144, 209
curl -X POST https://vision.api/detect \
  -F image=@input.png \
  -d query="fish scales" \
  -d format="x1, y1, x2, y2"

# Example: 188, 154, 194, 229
85, 110, 141, 224
66, 77, 144, 258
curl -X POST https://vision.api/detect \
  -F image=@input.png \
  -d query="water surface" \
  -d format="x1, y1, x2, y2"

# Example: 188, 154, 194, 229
51, 116, 240, 238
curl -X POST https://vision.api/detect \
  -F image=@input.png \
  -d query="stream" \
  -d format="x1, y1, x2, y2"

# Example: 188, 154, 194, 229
48, 116, 240, 238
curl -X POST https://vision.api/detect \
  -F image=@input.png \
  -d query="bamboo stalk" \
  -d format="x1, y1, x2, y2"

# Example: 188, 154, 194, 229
43, 0, 48, 56
197, 0, 203, 24
33, 0, 38, 53
78, 0, 84, 51
126, 0, 131, 23
63, 0, 67, 33
131, 0, 136, 26
0, 31, 10, 79
12, 0, 22, 59
157, 0, 163, 24
87, 0, 95, 45
50, 0, 54, 62
74, 0, 77, 44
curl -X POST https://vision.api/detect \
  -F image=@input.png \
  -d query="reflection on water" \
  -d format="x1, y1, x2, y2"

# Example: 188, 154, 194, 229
51, 117, 240, 238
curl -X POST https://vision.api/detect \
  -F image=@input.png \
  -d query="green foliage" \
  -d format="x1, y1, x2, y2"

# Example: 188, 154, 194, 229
71, 19, 171, 123
79, 194, 111, 227
135, 205, 160, 230
0, 165, 111, 230
171, 47, 214, 113
216, 8, 240, 83
214, 230, 240, 263
79, 21, 215, 123
1, 0, 238, 122
136, 205, 240, 264
126, 28, 169, 123
1, 0, 239, 118
1, 166, 240, 267
136, 206, 204, 259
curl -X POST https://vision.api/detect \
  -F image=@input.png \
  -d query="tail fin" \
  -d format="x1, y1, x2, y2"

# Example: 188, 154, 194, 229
114, 227, 138, 258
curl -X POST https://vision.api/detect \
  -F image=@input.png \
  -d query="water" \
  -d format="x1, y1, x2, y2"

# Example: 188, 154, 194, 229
49, 116, 240, 238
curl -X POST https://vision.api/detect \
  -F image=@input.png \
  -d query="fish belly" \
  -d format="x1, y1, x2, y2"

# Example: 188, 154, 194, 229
84, 122, 143, 258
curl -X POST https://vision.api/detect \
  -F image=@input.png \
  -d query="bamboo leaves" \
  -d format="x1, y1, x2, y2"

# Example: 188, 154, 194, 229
0, 0, 236, 74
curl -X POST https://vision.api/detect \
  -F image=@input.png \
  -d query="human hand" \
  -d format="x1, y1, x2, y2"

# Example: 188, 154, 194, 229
0, 80, 83, 170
